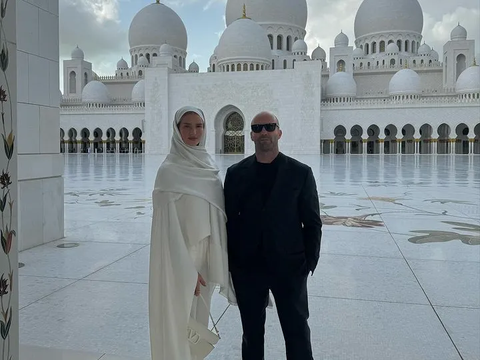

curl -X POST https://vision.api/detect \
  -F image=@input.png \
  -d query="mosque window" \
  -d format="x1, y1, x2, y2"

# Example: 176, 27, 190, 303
256, 64, 260, 70
380, 41, 385, 53
272, 59, 275, 69
368, 62, 371, 68
139, 70, 143, 76
372, 42, 376, 53
126, 72, 129, 76
390, 59, 395, 67
456, 54, 466, 80
69, 71, 76, 94
135, 54, 138, 65
237, 63, 241, 71
84, 72, 88, 87
429, 60, 432, 65
293, 59, 296, 68
360, 62, 363, 68
212, 64, 216, 72
283, 59, 287, 69
226, 65, 229, 72
261, 65, 264, 70
413, 60, 416, 65
152, 53, 157, 57
336, 60, 345, 72
397, 40, 402, 51
179, 56, 183, 67
277, 35, 283, 50
146, 54, 150, 62
268, 35, 273, 50
231, 65, 235, 72
250, 64, 254, 70
412, 42, 416, 53
365, 43, 369, 55
405, 40, 409, 52
287, 36, 292, 51
243, 63, 248, 71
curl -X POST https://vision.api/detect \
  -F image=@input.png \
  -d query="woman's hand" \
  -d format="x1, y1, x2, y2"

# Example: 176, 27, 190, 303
194, 273, 206, 297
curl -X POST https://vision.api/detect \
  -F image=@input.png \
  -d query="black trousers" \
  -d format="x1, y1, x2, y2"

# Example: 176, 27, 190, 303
231, 269, 313, 360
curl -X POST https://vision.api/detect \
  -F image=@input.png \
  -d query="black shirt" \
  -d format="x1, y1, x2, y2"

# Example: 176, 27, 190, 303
254, 155, 280, 207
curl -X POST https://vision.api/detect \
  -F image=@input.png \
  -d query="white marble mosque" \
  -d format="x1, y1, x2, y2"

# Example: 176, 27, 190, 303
60, 0, 480, 156
1, 0, 479, 360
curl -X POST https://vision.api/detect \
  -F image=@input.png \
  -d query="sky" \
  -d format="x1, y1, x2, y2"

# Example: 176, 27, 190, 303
59, 0, 480, 87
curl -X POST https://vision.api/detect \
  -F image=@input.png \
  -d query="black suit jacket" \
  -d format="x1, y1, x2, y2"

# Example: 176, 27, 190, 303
224, 153, 322, 275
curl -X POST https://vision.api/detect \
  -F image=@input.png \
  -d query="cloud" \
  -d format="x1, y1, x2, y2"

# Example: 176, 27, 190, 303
59, 0, 128, 85
423, 7, 480, 56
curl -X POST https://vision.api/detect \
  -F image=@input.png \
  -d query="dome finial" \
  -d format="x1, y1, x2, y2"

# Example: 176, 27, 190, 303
242, 3, 247, 18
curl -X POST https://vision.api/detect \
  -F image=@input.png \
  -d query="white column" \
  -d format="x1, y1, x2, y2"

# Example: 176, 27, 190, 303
469, 139, 474, 154
1, 0, 19, 357
379, 140, 384, 154
330, 141, 334, 154
346, 141, 351, 154
363, 140, 367, 154
432, 140, 437, 155
415, 140, 419, 154
397, 140, 402, 154
450, 139, 455, 154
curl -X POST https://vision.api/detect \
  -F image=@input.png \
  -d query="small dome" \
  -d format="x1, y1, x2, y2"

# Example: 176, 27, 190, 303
292, 39, 308, 53
216, 18, 271, 64
389, 69, 421, 96
311, 45, 326, 60
71, 46, 84, 60
117, 58, 128, 70
456, 65, 480, 94
82, 81, 111, 104
159, 44, 173, 56
451, 24, 467, 41
430, 49, 439, 61
292, 39, 308, 54
335, 31, 349, 47
386, 43, 399, 54
138, 56, 149, 67
326, 72, 357, 98
352, 48, 364, 58
131, 79, 145, 103
188, 61, 199, 72
418, 43, 431, 55
128, 2, 187, 50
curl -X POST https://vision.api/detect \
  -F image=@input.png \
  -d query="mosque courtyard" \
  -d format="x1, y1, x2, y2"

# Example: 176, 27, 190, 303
18, 153, 479, 360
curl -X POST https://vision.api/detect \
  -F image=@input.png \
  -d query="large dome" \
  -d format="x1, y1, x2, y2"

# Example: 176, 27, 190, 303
132, 80, 145, 103
225, 0, 307, 29
456, 66, 480, 94
354, 0, 423, 39
128, 2, 187, 50
216, 18, 272, 63
326, 72, 357, 98
82, 81, 111, 104
389, 69, 421, 96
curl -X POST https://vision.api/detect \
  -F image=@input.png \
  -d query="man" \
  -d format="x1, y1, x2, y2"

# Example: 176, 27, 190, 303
224, 111, 322, 360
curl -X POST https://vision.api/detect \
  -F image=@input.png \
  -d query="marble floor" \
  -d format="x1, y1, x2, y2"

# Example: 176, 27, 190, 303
19, 154, 480, 360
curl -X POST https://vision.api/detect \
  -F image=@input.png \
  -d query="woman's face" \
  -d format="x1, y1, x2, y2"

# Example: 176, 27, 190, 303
178, 112, 204, 146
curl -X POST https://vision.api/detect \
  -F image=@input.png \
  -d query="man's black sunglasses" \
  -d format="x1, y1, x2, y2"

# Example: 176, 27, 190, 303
251, 123, 279, 133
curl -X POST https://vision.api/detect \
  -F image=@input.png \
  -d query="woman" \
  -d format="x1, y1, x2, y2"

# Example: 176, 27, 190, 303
149, 106, 235, 360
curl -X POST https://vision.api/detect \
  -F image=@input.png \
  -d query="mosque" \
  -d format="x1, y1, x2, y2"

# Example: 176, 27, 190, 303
60, 0, 480, 155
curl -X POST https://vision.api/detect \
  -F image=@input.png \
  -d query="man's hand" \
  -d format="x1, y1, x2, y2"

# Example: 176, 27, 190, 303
194, 273, 206, 297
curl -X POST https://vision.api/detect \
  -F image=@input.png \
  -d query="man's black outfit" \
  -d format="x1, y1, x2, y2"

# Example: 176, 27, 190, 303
224, 152, 322, 360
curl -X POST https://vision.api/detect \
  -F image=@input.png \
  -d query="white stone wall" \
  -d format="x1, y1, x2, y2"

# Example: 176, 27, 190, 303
104, 81, 137, 99
145, 61, 322, 154
17, 0, 63, 251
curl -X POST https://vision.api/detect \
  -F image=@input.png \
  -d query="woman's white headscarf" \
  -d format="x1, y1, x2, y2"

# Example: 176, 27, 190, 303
154, 106, 225, 213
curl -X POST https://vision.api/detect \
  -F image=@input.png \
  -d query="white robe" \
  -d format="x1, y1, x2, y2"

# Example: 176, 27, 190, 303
149, 191, 235, 360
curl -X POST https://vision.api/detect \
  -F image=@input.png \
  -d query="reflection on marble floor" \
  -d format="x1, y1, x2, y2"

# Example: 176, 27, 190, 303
19, 154, 480, 360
